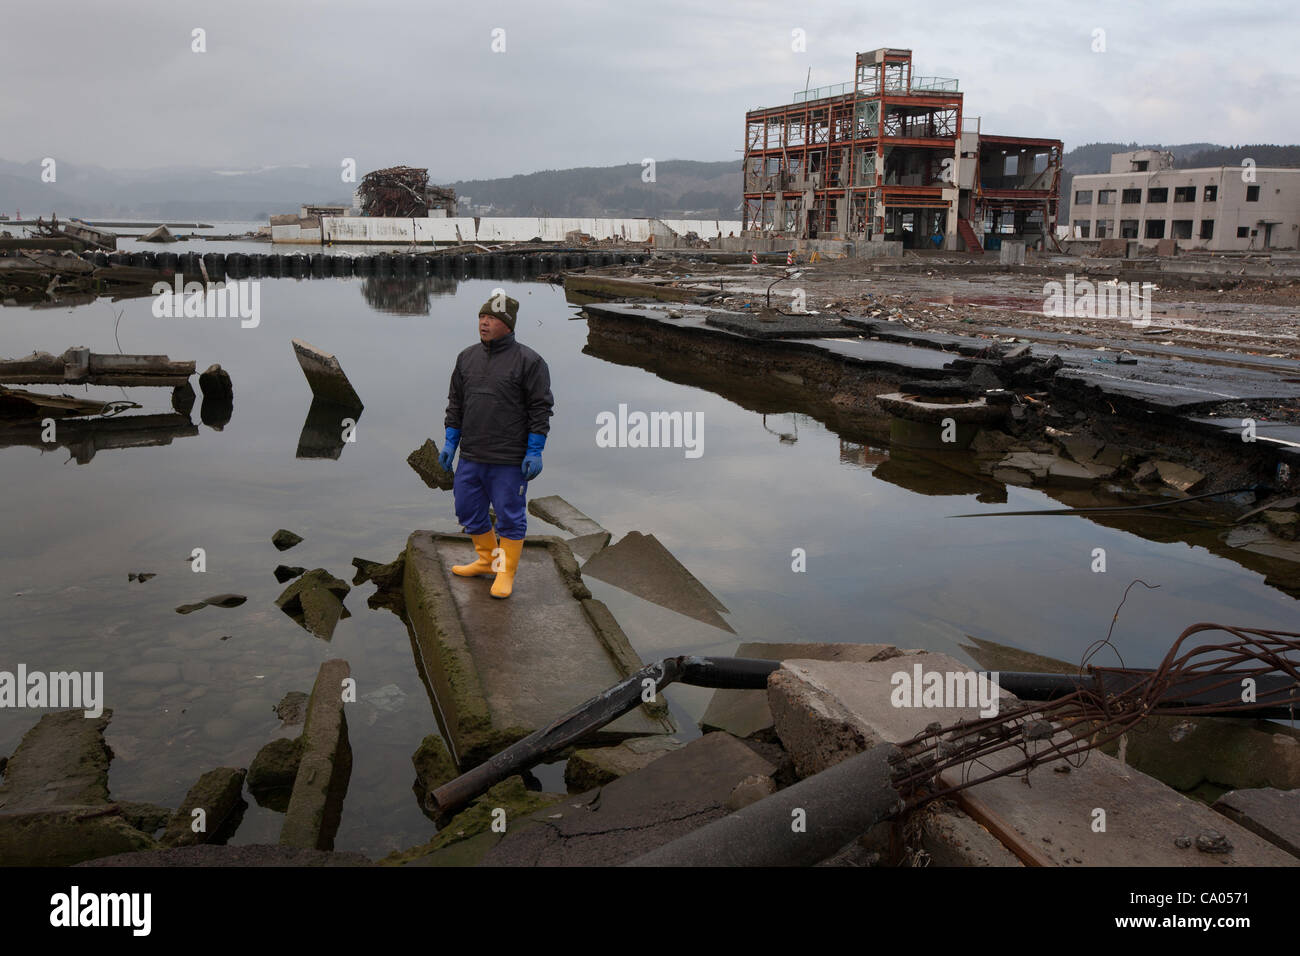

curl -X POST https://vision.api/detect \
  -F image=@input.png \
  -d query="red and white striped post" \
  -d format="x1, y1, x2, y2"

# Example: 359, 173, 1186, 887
750, 251, 758, 265
786, 250, 794, 265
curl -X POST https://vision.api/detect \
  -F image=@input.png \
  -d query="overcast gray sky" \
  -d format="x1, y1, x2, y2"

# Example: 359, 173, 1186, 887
3, 0, 1296, 178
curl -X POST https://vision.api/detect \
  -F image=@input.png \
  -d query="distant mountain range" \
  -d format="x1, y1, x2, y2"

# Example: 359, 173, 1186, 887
1, 143, 1295, 224
0, 157, 740, 222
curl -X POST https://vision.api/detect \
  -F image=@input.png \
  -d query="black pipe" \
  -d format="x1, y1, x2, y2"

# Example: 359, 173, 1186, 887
428, 655, 779, 816
1000, 670, 1300, 719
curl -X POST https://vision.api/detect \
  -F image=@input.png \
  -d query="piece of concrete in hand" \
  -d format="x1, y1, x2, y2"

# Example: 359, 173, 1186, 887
700, 642, 904, 739
767, 654, 1297, 866
481, 732, 776, 866
280, 659, 353, 851
1214, 788, 1300, 859
161, 767, 246, 847
407, 438, 455, 491
275, 568, 351, 640
402, 531, 673, 768
291, 339, 363, 409
580, 531, 732, 632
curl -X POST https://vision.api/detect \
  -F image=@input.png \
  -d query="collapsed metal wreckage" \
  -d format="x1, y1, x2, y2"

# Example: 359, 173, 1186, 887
356, 166, 457, 218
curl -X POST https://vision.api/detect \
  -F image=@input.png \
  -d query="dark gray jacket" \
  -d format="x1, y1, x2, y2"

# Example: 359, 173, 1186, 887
445, 333, 553, 465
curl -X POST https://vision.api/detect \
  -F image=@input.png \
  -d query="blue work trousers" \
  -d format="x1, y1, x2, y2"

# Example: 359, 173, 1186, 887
453, 459, 527, 540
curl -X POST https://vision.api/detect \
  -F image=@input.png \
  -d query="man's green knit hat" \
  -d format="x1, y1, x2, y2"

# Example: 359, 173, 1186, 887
479, 294, 520, 331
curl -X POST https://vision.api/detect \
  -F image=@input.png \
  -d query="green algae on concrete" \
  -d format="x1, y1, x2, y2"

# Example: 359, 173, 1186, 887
402, 531, 673, 770
161, 767, 246, 847
382, 776, 563, 866
0, 709, 114, 808
0, 806, 158, 866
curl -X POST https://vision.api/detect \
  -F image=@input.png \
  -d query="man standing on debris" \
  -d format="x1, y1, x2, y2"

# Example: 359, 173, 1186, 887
438, 291, 554, 599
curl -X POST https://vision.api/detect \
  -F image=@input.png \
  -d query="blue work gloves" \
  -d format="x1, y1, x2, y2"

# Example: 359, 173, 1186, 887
522, 432, 546, 481
438, 427, 461, 471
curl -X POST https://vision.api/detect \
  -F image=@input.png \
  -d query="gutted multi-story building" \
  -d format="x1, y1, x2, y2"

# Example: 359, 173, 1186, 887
1069, 149, 1300, 251
742, 47, 1062, 251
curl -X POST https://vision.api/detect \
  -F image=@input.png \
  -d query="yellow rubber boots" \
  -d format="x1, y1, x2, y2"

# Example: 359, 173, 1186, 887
490, 537, 525, 599
451, 531, 497, 577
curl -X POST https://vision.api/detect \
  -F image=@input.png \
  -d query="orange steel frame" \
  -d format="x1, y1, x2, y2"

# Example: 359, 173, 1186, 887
743, 50, 961, 237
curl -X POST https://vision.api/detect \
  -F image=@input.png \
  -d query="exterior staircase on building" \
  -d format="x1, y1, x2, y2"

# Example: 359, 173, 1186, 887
958, 218, 983, 253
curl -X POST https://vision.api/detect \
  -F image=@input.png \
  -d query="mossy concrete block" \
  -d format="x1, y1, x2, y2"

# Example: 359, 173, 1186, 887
248, 737, 303, 811
162, 767, 246, 848
280, 659, 352, 851
0, 806, 157, 866
116, 801, 172, 835
1100, 716, 1300, 792
382, 776, 563, 867
0, 709, 114, 810
412, 734, 457, 793
275, 568, 351, 640
402, 532, 672, 770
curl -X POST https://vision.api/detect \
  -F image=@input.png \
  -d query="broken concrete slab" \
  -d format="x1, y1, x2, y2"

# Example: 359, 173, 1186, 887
566, 531, 611, 563
291, 339, 364, 409
274, 565, 306, 584
1099, 715, 1300, 792
768, 655, 1297, 866
528, 495, 609, 539
0, 806, 157, 866
198, 364, 233, 403
116, 801, 171, 835
161, 767, 247, 847
272, 529, 303, 551
1214, 788, 1300, 859
402, 532, 673, 768
0, 710, 114, 809
385, 776, 564, 867
920, 803, 1023, 867
407, 438, 454, 490
700, 642, 903, 739
139, 224, 178, 243
581, 531, 732, 632
564, 736, 684, 791
480, 732, 777, 866
280, 659, 353, 851
275, 568, 351, 640
275, 691, 309, 725
1154, 459, 1206, 493
248, 738, 302, 812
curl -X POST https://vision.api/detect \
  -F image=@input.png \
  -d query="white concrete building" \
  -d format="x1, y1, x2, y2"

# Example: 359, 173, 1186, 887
1069, 150, 1300, 251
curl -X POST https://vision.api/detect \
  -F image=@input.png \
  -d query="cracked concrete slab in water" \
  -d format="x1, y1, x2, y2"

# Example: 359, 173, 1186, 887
580, 531, 732, 633
402, 532, 673, 768
479, 732, 776, 866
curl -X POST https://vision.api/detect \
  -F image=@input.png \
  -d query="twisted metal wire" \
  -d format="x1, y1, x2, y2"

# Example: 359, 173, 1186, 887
888, 622, 1300, 808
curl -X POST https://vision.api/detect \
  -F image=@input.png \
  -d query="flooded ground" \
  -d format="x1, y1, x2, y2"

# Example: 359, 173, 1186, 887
2, 269, 1298, 858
